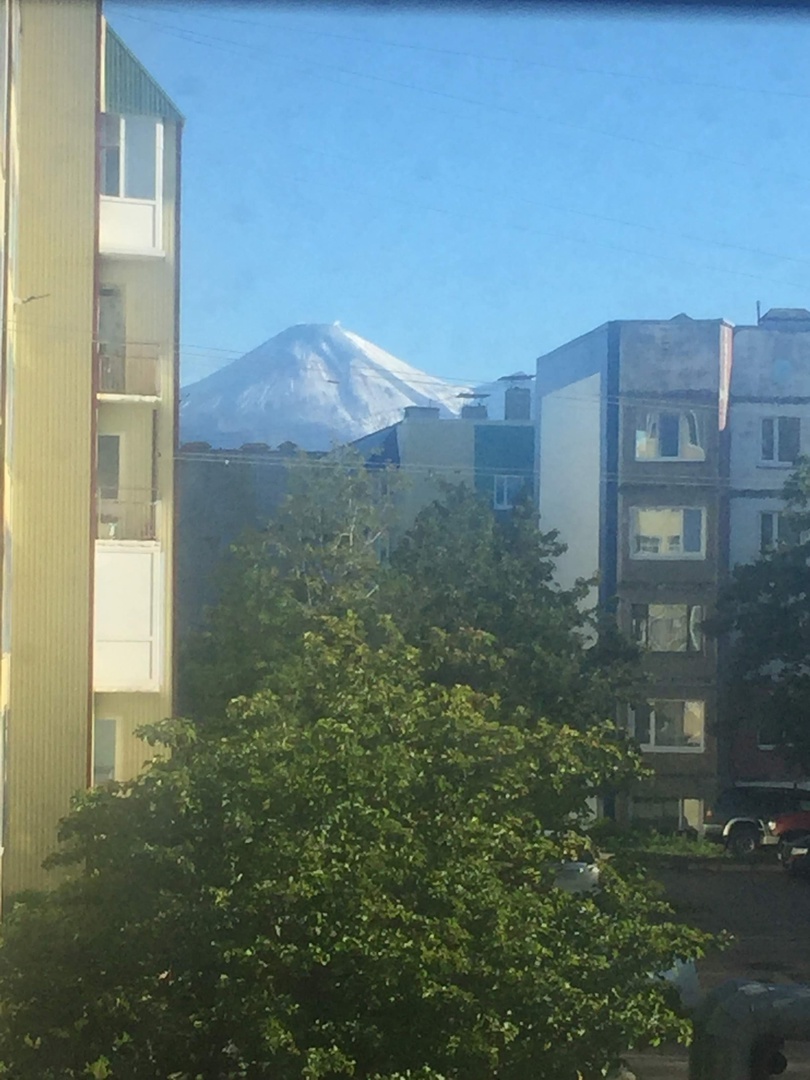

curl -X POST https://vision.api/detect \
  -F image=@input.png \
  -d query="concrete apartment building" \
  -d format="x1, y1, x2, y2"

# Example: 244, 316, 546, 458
536, 316, 733, 829
536, 308, 810, 822
0, 1, 181, 898
354, 375, 536, 542
726, 307, 810, 781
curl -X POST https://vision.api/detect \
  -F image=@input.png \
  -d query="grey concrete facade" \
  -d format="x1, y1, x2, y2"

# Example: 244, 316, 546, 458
537, 315, 733, 827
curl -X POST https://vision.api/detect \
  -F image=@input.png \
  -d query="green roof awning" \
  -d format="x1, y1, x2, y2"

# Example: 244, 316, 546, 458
104, 24, 184, 124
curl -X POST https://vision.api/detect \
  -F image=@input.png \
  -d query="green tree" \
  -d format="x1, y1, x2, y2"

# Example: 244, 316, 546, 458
180, 449, 397, 726
710, 458, 810, 768
387, 484, 641, 728
0, 614, 710, 1080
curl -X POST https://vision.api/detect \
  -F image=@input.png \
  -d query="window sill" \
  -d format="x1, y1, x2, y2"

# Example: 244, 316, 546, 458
630, 553, 706, 561
634, 456, 706, 464
99, 248, 166, 260
640, 745, 705, 754
758, 461, 795, 469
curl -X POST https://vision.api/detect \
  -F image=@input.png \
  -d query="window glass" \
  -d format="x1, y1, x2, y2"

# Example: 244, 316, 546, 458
762, 416, 801, 463
652, 700, 704, 749
762, 417, 775, 461
658, 412, 680, 457
124, 115, 157, 199
688, 604, 703, 651
493, 475, 526, 509
97, 434, 120, 500
635, 410, 704, 461
632, 700, 705, 750
100, 113, 121, 197
648, 605, 688, 651
761, 511, 777, 552
93, 718, 117, 785
631, 507, 704, 558
779, 416, 801, 464
683, 508, 703, 552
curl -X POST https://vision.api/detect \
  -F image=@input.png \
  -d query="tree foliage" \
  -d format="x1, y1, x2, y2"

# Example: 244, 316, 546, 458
0, 469, 714, 1078
180, 449, 395, 725
386, 485, 641, 726
0, 615, 708, 1079
710, 458, 810, 768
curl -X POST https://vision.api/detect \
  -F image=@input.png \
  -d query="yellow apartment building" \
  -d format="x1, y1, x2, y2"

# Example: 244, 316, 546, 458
0, 0, 181, 900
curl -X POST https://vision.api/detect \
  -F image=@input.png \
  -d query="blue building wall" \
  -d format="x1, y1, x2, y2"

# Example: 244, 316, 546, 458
473, 423, 535, 508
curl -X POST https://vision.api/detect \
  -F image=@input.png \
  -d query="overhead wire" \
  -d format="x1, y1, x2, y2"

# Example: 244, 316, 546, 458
111, 9, 810, 187
148, 4, 810, 103
174, 449, 779, 495
104, 10, 810, 298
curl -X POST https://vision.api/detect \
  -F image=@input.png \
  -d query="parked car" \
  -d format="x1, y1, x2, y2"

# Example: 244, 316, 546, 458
766, 802, 810, 853
704, 784, 810, 856
779, 833, 810, 877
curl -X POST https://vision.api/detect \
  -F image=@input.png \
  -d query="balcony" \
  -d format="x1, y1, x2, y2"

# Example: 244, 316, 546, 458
97, 489, 159, 541
98, 344, 161, 400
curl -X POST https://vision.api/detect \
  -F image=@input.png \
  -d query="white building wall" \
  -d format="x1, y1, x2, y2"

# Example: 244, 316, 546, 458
538, 372, 602, 592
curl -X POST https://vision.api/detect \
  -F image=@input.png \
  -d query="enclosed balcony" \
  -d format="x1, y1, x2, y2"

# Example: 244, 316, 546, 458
98, 343, 160, 400
97, 488, 159, 541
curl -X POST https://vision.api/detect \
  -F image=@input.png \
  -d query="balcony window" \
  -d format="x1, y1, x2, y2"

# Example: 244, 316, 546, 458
99, 113, 163, 255
630, 507, 705, 559
630, 699, 705, 752
635, 410, 705, 462
101, 114, 157, 200
631, 603, 703, 653
493, 474, 527, 510
761, 416, 800, 465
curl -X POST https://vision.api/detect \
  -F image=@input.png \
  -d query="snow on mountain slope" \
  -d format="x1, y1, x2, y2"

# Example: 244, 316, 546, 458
180, 323, 469, 451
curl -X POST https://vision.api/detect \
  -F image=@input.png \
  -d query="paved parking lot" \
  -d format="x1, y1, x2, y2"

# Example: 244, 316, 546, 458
625, 857, 810, 1078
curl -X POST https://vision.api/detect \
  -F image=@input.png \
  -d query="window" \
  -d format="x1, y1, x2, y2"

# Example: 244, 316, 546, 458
630, 797, 703, 830
493, 475, 526, 510
635, 410, 705, 461
630, 507, 705, 559
93, 718, 117, 785
759, 511, 808, 552
100, 114, 158, 200
98, 286, 126, 392
630, 699, 705, 752
97, 435, 120, 500
631, 603, 703, 652
761, 416, 800, 465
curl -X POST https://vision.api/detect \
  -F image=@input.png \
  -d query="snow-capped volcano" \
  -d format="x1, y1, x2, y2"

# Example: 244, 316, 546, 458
180, 323, 468, 450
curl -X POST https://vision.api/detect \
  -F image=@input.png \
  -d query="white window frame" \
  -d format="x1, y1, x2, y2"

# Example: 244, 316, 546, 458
629, 506, 706, 560
493, 474, 525, 510
630, 699, 705, 754
100, 113, 162, 202
635, 409, 705, 462
760, 415, 801, 466
99, 113, 164, 256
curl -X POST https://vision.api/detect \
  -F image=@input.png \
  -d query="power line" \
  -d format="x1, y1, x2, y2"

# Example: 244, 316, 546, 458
278, 135, 810, 270
111, 10, 810, 188
175, 448, 754, 488
105, 12, 810, 292
151, 4, 810, 103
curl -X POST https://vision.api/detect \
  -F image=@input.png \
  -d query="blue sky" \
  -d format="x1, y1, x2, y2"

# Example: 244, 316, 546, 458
106, 2, 810, 387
